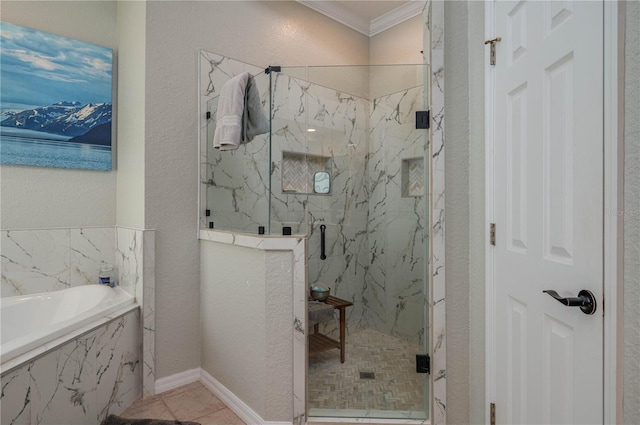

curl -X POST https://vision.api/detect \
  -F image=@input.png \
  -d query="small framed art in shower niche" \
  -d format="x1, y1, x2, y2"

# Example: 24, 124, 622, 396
281, 151, 332, 195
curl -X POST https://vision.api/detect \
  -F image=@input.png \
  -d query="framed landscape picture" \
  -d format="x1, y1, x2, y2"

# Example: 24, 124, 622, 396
0, 21, 113, 171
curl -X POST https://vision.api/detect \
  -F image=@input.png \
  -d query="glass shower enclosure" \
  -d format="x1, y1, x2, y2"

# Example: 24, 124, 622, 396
200, 51, 430, 420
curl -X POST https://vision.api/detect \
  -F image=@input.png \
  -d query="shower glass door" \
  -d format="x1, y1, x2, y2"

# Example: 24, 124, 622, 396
201, 51, 272, 233
269, 64, 429, 420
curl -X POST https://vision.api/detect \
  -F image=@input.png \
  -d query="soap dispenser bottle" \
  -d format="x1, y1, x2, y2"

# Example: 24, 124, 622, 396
99, 264, 115, 287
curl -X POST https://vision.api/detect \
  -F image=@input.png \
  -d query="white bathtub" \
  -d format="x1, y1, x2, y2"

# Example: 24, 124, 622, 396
1, 285, 134, 364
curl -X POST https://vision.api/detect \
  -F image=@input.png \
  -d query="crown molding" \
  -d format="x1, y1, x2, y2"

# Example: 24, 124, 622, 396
298, 1, 370, 36
298, 1, 426, 37
370, 1, 426, 36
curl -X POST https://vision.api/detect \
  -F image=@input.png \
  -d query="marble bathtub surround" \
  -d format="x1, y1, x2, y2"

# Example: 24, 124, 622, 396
1, 227, 115, 297
0, 227, 145, 298
141, 230, 157, 398
0, 309, 141, 425
115, 227, 143, 300
0, 226, 157, 399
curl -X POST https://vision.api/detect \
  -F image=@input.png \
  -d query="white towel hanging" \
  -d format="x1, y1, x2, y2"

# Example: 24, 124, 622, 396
213, 72, 268, 151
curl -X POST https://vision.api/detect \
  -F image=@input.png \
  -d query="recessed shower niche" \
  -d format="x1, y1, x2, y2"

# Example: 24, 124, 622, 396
198, 51, 430, 421
281, 151, 332, 194
402, 157, 425, 197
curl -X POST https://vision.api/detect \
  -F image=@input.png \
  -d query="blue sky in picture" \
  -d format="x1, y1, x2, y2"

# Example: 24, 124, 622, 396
0, 21, 112, 111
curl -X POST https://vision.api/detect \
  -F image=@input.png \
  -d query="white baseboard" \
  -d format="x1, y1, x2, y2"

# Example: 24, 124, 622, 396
154, 368, 200, 394
199, 368, 292, 425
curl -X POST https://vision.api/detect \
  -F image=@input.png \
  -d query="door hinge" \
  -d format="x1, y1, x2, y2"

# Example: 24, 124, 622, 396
485, 37, 502, 66
416, 110, 430, 129
490, 223, 496, 246
490, 402, 496, 425
416, 354, 430, 374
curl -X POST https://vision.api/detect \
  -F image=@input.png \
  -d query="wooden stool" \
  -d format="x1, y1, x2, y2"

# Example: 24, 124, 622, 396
308, 295, 353, 363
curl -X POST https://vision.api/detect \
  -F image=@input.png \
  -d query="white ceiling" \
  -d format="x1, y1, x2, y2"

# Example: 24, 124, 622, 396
297, 1, 425, 37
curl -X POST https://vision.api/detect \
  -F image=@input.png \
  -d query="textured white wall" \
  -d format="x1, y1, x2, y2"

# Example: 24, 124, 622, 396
116, 1, 146, 229
200, 242, 267, 418
200, 242, 293, 422
444, 3, 471, 424
0, 1, 117, 229
145, 1, 369, 380
370, 15, 424, 65
624, 2, 640, 423
264, 251, 294, 421
445, 2, 640, 424
467, 2, 486, 423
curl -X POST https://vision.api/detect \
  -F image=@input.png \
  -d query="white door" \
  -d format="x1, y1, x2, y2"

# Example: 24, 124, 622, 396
490, 1, 604, 424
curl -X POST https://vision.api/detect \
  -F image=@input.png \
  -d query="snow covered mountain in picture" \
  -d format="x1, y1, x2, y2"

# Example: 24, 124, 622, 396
0, 101, 112, 145
0, 101, 81, 129
1, 21, 113, 170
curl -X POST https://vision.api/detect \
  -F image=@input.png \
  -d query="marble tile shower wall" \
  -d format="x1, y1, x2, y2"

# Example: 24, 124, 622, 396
200, 53, 372, 332
269, 74, 427, 343
365, 86, 428, 346
428, 1, 447, 422
201, 52, 428, 342
201, 51, 272, 233
1, 310, 141, 425
269, 72, 371, 333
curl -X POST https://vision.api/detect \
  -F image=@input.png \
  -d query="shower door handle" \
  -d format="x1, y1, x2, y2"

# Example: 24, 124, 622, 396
320, 224, 326, 260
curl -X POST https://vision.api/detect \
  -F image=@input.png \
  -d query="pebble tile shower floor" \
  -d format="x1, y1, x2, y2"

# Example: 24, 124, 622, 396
308, 328, 426, 413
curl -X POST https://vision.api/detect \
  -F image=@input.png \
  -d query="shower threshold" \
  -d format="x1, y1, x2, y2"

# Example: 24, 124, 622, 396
308, 408, 428, 423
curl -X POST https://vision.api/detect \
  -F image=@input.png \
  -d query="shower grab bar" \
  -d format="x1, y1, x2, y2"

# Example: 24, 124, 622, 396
320, 224, 327, 260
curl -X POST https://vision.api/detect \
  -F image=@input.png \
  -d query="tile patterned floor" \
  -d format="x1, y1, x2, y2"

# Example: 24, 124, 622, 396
121, 381, 246, 425
121, 329, 424, 423
308, 328, 427, 414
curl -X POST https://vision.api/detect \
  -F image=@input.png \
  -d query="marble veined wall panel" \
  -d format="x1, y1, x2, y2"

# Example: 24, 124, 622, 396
0, 310, 141, 425
29, 333, 99, 425
70, 227, 117, 287
1, 226, 153, 401
199, 52, 432, 366
429, 1, 447, 422
269, 72, 311, 235
270, 72, 370, 336
115, 227, 142, 298
1, 227, 115, 297
365, 85, 428, 345
200, 50, 271, 233
115, 227, 155, 397
95, 311, 142, 420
